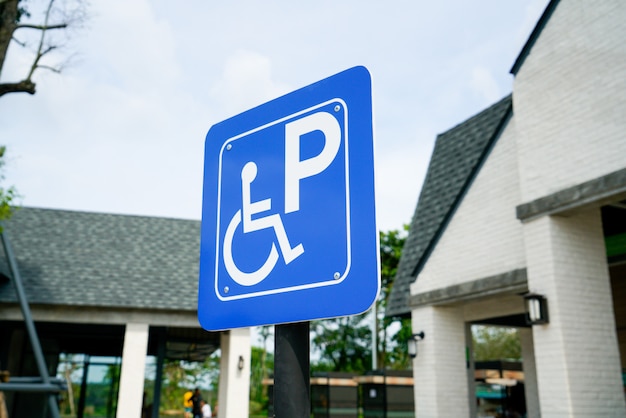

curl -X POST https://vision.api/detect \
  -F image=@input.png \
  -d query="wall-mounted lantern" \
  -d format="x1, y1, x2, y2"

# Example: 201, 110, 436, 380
524, 293, 549, 325
407, 331, 425, 358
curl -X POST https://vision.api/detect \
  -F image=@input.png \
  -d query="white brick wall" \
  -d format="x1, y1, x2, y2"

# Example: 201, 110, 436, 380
409, 2, 626, 416
515, 2, 626, 414
519, 329, 540, 418
523, 209, 625, 416
514, 0, 626, 203
462, 294, 525, 323
412, 116, 525, 296
411, 305, 469, 417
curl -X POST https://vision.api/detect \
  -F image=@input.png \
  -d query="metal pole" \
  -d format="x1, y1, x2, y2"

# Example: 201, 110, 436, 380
0, 383, 64, 392
0, 231, 61, 418
77, 355, 89, 418
151, 327, 166, 418
372, 304, 378, 370
274, 321, 310, 418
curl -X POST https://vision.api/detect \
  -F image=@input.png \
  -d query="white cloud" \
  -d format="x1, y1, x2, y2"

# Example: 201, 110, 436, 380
83, 0, 181, 92
516, 0, 551, 49
209, 50, 290, 118
470, 66, 503, 102
0, 0, 552, 232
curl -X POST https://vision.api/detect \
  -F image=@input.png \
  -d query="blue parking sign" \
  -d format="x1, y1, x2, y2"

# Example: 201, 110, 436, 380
198, 66, 379, 331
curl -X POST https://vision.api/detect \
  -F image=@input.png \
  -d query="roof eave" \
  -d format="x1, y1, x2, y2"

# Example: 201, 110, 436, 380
510, 0, 560, 75
410, 104, 513, 279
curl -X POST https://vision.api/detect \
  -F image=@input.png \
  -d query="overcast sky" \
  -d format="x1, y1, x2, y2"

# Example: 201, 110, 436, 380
0, 0, 548, 233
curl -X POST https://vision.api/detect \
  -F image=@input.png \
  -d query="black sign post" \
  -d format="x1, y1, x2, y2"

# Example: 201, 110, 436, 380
274, 321, 310, 418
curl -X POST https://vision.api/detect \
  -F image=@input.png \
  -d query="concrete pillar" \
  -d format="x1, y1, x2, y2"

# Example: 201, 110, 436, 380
519, 328, 540, 418
411, 305, 469, 417
523, 209, 626, 416
116, 323, 149, 418
218, 328, 251, 418
465, 323, 476, 418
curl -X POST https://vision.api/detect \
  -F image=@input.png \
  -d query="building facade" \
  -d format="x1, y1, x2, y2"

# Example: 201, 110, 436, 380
0, 207, 251, 418
388, 1, 626, 416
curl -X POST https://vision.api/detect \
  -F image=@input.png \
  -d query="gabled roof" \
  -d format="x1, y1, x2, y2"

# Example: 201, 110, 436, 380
386, 96, 512, 318
0, 207, 200, 312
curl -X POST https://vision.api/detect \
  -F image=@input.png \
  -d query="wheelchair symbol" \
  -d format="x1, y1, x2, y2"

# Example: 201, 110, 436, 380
221, 110, 342, 287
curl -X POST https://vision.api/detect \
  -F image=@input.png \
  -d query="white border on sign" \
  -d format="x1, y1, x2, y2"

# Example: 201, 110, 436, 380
213, 98, 351, 301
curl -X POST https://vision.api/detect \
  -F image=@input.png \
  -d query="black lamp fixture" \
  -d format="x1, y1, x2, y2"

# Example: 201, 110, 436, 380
407, 331, 425, 358
238, 355, 245, 371
524, 293, 549, 325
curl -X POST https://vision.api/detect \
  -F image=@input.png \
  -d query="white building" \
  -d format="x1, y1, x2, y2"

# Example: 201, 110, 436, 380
387, 0, 626, 416
0, 208, 251, 418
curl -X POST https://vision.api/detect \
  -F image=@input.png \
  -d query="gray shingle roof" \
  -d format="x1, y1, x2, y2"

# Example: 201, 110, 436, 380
0, 207, 200, 311
386, 95, 512, 318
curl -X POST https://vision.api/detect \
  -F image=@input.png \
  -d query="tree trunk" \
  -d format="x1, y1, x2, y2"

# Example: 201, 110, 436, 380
0, 0, 19, 79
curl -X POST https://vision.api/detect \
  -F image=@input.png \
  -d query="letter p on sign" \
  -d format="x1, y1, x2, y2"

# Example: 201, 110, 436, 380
285, 111, 342, 214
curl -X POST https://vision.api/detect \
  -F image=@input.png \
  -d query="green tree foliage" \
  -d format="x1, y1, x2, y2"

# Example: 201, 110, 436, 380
56, 355, 120, 417
250, 346, 274, 415
311, 314, 372, 373
56, 354, 83, 416
386, 317, 413, 370
159, 359, 195, 411
379, 228, 406, 297
472, 325, 521, 361
310, 226, 411, 372
156, 354, 220, 413
375, 227, 409, 369
0, 146, 17, 227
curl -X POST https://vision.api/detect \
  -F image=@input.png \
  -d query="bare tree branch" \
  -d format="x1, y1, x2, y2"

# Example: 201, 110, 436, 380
0, 80, 35, 97
1, 0, 87, 98
15, 23, 68, 31
41, 44, 58, 56
10, 35, 26, 48
26, 0, 57, 81
36, 64, 60, 73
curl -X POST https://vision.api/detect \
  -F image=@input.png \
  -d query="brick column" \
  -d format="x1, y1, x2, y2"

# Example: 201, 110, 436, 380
523, 209, 626, 416
117, 323, 149, 418
411, 305, 469, 417
218, 328, 251, 418
519, 328, 540, 418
